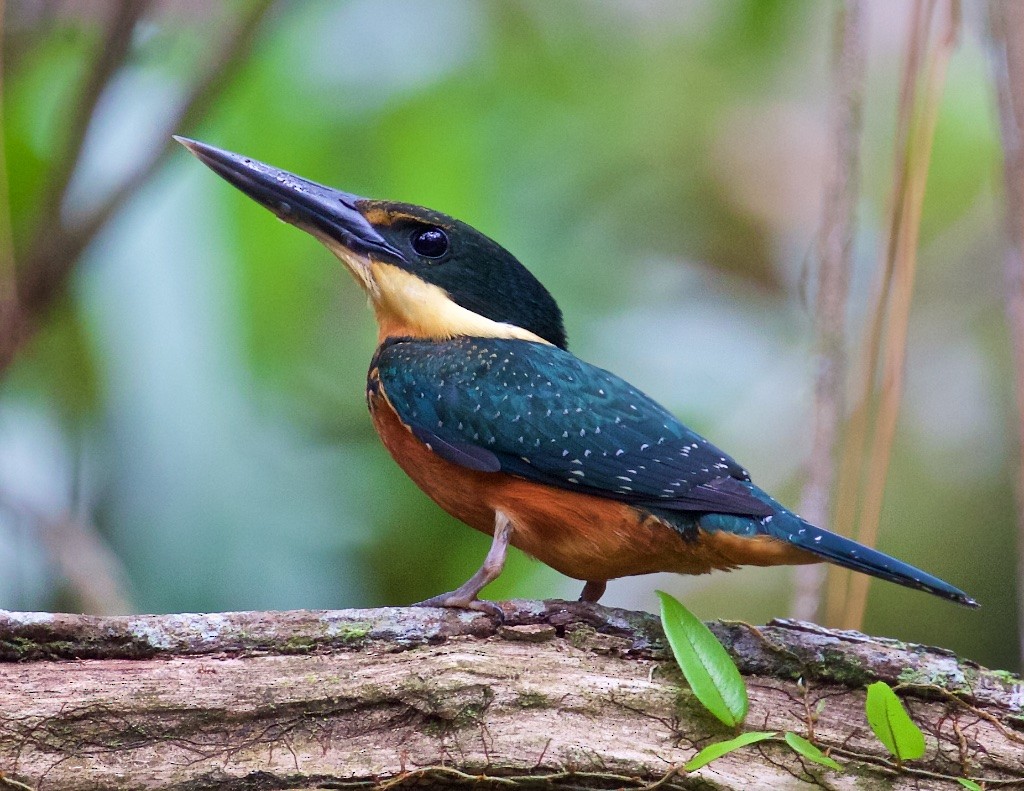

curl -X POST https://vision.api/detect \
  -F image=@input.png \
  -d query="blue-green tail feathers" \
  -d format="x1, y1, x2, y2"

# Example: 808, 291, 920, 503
697, 483, 978, 608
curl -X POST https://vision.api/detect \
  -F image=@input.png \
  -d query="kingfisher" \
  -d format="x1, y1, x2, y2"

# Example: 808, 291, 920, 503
178, 137, 977, 615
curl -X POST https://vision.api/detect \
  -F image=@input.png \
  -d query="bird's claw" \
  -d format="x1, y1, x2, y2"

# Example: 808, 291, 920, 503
413, 593, 505, 621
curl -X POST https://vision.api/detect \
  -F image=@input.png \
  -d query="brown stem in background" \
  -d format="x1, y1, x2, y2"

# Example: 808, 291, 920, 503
989, 0, 1024, 670
0, 489, 134, 615
0, 0, 276, 373
832, 0, 959, 631
44, 512, 134, 616
825, 0, 932, 628
791, 0, 865, 622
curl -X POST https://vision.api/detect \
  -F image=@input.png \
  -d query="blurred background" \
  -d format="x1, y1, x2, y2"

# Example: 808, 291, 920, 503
0, 0, 1018, 671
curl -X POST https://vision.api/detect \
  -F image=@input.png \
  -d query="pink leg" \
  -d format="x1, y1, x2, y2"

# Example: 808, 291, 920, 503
415, 511, 513, 618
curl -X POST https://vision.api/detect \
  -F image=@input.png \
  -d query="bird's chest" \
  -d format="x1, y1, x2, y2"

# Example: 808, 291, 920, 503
366, 367, 498, 534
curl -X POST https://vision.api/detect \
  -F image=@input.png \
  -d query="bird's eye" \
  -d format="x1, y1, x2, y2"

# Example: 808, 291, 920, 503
411, 227, 449, 259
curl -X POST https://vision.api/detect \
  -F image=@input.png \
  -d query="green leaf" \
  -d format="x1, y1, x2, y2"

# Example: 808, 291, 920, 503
865, 682, 926, 762
657, 591, 748, 727
956, 779, 983, 791
684, 731, 776, 771
783, 732, 843, 771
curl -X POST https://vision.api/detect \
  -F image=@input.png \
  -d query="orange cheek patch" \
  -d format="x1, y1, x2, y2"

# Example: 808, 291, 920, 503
361, 206, 392, 226
361, 206, 429, 227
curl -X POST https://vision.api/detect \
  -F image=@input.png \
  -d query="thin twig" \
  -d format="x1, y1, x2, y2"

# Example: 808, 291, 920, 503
70, 0, 277, 251
828, 745, 1024, 787
791, 0, 866, 621
28, 1, 148, 233
989, 0, 1024, 672
0, 2, 148, 371
0, 774, 37, 791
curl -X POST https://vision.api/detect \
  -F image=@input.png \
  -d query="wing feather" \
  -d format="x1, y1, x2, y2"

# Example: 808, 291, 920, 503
376, 337, 771, 518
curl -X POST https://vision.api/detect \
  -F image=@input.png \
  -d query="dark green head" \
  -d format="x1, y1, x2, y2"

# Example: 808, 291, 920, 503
176, 138, 567, 349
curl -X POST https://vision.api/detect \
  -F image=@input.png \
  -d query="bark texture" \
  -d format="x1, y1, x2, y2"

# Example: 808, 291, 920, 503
0, 601, 1022, 790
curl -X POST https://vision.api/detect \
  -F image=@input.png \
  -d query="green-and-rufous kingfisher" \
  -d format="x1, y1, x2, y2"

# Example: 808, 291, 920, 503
178, 137, 977, 614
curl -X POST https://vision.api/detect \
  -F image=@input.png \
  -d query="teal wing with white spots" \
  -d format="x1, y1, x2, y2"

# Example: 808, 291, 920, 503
373, 336, 772, 517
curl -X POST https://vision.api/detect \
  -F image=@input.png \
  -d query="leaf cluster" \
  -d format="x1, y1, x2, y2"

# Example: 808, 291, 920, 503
657, 591, 984, 785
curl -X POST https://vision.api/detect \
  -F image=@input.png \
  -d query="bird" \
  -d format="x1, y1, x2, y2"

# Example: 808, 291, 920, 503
177, 136, 977, 615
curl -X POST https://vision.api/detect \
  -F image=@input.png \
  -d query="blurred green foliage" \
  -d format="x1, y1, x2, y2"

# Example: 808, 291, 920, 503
1, 1, 1017, 670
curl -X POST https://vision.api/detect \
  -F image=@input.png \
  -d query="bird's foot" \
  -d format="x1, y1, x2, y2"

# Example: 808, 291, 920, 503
413, 592, 505, 621
412, 512, 513, 621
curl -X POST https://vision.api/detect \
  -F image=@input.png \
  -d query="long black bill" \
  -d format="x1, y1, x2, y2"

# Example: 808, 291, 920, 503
174, 137, 402, 260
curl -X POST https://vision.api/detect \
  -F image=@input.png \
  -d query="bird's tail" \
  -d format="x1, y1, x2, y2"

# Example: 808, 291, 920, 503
778, 513, 977, 607
699, 484, 978, 608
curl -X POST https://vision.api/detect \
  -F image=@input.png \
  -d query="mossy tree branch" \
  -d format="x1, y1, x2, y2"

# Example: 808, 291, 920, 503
1, 602, 1022, 790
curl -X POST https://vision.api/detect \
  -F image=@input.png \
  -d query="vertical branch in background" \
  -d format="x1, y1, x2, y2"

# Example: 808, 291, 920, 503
826, 0, 960, 630
791, 0, 865, 622
0, 0, 18, 347
989, 0, 1024, 667
841, 0, 959, 630
825, 0, 930, 628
